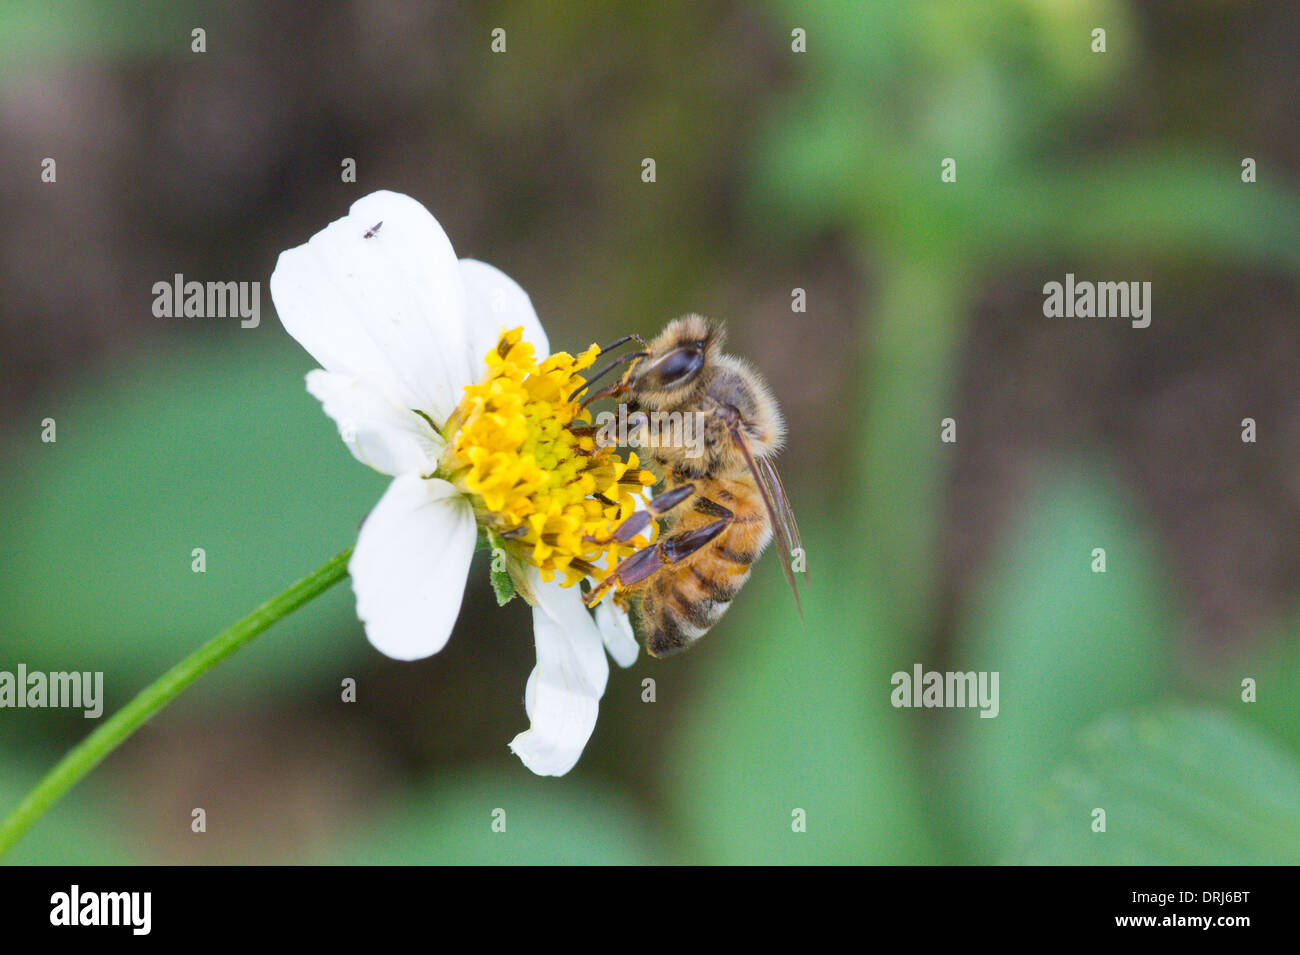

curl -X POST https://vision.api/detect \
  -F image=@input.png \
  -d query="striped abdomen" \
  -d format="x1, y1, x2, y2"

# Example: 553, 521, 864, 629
635, 475, 772, 657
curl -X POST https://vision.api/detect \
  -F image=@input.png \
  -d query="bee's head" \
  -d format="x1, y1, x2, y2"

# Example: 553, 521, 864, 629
626, 314, 723, 408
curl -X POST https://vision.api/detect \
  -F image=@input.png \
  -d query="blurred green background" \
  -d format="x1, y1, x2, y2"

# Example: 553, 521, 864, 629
1, 0, 1297, 864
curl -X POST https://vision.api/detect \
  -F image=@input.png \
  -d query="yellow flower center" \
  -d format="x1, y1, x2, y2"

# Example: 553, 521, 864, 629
439, 327, 657, 588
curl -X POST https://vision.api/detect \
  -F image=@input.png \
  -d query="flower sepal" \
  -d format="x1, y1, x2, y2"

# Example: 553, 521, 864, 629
487, 529, 518, 607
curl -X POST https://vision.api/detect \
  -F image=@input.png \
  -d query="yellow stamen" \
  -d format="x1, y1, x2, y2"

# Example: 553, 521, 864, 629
441, 328, 657, 588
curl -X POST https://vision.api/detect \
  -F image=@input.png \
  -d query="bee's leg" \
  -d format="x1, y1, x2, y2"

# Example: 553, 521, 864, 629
586, 544, 667, 603
691, 495, 734, 520
584, 510, 733, 607
606, 483, 696, 543
660, 519, 731, 562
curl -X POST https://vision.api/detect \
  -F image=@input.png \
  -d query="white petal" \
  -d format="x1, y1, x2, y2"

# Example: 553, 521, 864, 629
594, 600, 639, 668
530, 568, 611, 693
459, 259, 549, 364
306, 370, 443, 476
270, 190, 475, 423
523, 667, 539, 721
349, 473, 475, 661
509, 570, 609, 776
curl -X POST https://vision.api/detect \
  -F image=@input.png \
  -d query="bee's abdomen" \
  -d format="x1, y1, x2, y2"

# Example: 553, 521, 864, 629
633, 475, 771, 657
641, 538, 760, 657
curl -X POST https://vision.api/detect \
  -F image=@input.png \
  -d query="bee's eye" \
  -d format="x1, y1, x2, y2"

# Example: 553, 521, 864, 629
649, 346, 704, 387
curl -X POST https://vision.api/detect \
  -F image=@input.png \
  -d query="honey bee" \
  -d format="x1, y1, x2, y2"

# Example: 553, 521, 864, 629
579, 314, 806, 656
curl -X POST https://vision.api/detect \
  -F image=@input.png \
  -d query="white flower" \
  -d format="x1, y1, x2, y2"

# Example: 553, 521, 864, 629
270, 190, 646, 776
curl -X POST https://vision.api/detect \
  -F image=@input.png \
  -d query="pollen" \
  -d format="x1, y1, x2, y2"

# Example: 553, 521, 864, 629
440, 327, 657, 587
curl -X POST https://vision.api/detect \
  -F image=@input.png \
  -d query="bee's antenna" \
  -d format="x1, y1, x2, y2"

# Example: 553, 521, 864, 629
578, 379, 631, 410
599, 333, 649, 353
569, 350, 647, 403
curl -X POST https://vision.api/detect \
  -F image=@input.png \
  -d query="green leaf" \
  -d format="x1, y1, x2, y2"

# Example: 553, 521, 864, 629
0, 0, 199, 77
313, 771, 674, 865
1008, 707, 1300, 865
946, 465, 1176, 861
0, 336, 386, 713
667, 516, 937, 864
1225, 606, 1300, 762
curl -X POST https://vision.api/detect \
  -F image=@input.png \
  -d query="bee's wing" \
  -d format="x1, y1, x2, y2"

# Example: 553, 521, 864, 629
756, 454, 806, 584
728, 422, 806, 622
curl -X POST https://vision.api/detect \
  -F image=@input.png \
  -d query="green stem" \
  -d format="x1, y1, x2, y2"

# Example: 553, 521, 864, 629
0, 547, 353, 858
